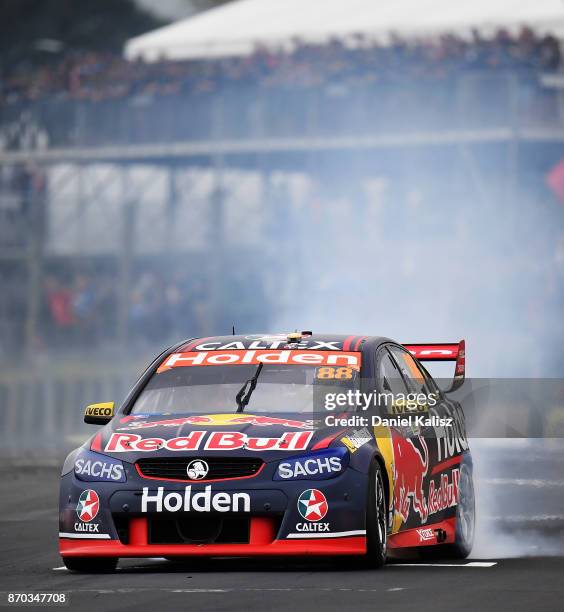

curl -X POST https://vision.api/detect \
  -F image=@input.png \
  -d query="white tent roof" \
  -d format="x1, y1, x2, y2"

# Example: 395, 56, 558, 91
125, 0, 564, 61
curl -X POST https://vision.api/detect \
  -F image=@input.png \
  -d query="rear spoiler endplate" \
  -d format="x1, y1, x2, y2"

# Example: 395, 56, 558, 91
403, 339, 465, 392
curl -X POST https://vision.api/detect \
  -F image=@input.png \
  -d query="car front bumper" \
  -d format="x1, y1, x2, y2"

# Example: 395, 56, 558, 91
59, 465, 368, 558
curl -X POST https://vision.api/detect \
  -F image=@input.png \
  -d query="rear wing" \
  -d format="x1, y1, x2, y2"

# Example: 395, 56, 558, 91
403, 339, 465, 392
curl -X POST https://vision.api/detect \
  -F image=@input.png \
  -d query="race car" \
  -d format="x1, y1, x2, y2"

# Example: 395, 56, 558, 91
59, 332, 474, 572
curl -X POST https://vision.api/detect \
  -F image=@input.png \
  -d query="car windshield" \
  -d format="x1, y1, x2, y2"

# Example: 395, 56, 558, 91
130, 361, 360, 415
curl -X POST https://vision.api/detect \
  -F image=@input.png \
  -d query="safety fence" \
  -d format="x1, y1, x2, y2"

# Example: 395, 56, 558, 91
1, 70, 563, 150
0, 361, 143, 456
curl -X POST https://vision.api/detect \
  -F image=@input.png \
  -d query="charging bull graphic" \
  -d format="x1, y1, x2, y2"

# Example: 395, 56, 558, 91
392, 432, 429, 524
119, 414, 315, 430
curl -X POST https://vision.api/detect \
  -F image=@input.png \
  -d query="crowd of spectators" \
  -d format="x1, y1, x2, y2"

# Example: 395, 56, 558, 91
39, 268, 210, 351
1, 27, 560, 105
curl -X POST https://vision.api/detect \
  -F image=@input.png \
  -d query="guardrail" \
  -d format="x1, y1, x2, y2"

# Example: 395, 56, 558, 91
1, 70, 561, 151
0, 361, 143, 455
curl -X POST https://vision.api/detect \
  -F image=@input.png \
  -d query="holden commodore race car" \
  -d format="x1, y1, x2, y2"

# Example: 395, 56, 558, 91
60, 332, 474, 572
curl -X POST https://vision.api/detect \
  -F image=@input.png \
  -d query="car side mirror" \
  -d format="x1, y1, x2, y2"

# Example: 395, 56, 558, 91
84, 401, 115, 425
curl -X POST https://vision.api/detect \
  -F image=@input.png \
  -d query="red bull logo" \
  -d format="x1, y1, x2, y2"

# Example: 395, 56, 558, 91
428, 468, 459, 515
105, 430, 313, 453
119, 414, 315, 430
392, 433, 429, 523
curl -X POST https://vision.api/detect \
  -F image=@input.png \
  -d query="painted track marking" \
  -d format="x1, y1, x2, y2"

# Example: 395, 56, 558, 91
483, 478, 564, 487
53, 561, 497, 573
42, 587, 408, 594
393, 561, 497, 567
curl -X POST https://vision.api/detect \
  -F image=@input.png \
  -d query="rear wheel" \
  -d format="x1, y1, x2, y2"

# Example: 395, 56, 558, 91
365, 458, 387, 568
62, 557, 118, 573
446, 462, 475, 558
416, 462, 475, 561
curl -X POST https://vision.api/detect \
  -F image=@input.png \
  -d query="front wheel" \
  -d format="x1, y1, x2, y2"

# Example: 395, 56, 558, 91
62, 557, 118, 573
365, 458, 387, 568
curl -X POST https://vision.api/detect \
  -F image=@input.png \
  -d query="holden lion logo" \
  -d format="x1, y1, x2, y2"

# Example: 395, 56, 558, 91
76, 489, 100, 522
297, 489, 328, 521
187, 459, 209, 480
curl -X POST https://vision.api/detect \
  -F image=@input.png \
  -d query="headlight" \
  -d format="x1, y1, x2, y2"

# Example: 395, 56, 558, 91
73, 449, 126, 483
273, 448, 349, 481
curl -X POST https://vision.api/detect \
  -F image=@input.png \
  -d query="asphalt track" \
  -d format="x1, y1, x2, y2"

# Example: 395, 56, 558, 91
1, 444, 564, 612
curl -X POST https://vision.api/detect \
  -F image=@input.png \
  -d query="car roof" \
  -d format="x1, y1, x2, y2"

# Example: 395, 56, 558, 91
176, 333, 394, 353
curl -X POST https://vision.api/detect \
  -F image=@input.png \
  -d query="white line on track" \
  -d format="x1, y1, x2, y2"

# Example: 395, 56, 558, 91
52, 560, 497, 573
172, 589, 228, 593
42, 587, 407, 594
482, 478, 564, 487
486, 514, 564, 522
467, 562, 498, 567
393, 562, 497, 567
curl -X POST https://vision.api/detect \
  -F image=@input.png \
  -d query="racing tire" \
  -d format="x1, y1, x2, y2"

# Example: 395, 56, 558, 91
365, 458, 387, 568
445, 462, 475, 558
419, 461, 475, 560
62, 557, 118, 573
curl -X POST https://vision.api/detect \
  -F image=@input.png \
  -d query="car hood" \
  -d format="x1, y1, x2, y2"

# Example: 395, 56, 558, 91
97, 412, 337, 463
